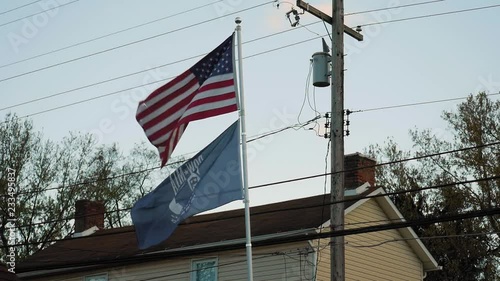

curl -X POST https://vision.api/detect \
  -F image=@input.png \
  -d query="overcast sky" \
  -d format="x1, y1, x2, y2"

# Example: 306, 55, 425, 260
1, 0, 499, 211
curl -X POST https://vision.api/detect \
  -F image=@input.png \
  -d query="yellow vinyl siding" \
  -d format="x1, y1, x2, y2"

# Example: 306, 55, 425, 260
313, 235, 331, 281
315, 198, 423, 281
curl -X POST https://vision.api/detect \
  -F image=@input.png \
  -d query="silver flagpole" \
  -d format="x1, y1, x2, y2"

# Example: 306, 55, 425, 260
234, 17, 254, 281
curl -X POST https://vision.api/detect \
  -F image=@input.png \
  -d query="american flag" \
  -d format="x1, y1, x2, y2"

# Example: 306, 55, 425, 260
136, 34, 237, 166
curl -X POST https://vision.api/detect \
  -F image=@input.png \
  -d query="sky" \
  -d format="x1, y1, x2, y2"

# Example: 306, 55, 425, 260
1, 0, 499, 212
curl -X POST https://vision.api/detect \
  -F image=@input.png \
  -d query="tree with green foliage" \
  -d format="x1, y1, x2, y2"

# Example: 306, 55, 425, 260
0, 114, 178, 260
368, 93, 499, 280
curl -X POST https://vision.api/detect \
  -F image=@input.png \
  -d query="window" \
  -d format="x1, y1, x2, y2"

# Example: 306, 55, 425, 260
84, 274, 108, 281
191, 258, 218, 281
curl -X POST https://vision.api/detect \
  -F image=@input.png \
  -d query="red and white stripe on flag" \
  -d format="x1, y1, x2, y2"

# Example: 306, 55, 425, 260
136, 34, 237, 167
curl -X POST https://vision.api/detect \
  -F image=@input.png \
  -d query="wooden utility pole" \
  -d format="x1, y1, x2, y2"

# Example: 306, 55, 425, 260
296, 1, 362, 280
330, 0, 345, 280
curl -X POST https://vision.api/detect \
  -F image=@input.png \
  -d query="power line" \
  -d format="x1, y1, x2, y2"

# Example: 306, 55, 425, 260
1, 2, 497, 113
10, 171, 500, 232
247, 115, 321, 143
0, 34, 326, 121
0, 0, 223, 70
243, 35, 321, 60
351, 92, 500, 113
11, 205, 500, 271
250, 141, 500, 190
0, 0, 440, 69
313, 137, 331, 280
3, 135, 497, 231
247, 208, 500, 255
8, 127, 497, 202
358, 3, 500, 28
8, 119, 328, 230
347, 231, 500, 248
0, 1, 41, 16
7, 138, 499, 203
0, 0, 78, 28
3, 3, 499, 115
8, 175, 500, 246
344, 0, 444, 16
5, 3, 500, 114
0, 21, 322, 113
4, 116, 321, 200
9, 170, 481, 229
0, 1, 274, 84
11, 129, 500, 229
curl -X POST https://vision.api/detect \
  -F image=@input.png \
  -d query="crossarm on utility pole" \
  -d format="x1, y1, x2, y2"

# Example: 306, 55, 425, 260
296, 0, 363, 42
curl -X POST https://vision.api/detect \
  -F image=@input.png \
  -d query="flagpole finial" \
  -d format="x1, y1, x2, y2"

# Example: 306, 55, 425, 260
235, 17, 242, 25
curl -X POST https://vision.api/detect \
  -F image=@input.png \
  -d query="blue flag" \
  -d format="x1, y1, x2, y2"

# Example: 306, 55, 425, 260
131, 121, 243, 249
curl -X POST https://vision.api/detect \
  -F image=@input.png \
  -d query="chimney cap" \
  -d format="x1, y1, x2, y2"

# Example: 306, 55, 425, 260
344, 152, 376, 162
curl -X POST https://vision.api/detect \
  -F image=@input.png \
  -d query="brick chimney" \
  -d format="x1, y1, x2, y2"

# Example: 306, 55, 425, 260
74, 200, 105, 233
344, 153, 376, 189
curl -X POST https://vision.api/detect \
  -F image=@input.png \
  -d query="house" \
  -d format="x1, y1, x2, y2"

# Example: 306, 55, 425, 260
17, 154, 440, 280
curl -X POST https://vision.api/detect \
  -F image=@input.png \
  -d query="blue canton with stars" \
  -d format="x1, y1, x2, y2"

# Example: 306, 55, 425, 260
190, 33, 234, 85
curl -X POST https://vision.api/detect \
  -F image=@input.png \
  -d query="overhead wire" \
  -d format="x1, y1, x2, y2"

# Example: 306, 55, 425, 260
250, 141, 500, 190
307, 78, 321, 120
0, 21, 324, 113
0, 0, 442, 69
2, 2, 498, 119
347, 231, 500, 248
13, 28, 488, 121
8, 122, 498, 203
357, 3, 500, 28
1, 131, 496, 249
6, 201, 500, 258
311, 0, 446, 40
344, 0, 444, 16
3, 115, 322, 201
0, 1, 42, 16
7, 136, 500, 203
8, 173, 499, 237
0, 0, 223, 70
9, 160, 500, 231
246, 115, 322, 143
350, 92, 500, 113
1, 4, 498, 274
297, 60, 313, 126
256, 207, 500, 248
0, 0, 78, 28
3, 3, 498, 114
3, 0, 500, 248
313, 137, 330, 280
0, 34, 328, 122
299, 55, 321, 134
0, 1, 274, 84
321, 19, 332, 41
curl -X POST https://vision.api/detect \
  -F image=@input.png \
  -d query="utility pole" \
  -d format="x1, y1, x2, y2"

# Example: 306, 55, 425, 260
330, 0, 345, 280
295, 1, 362, 280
